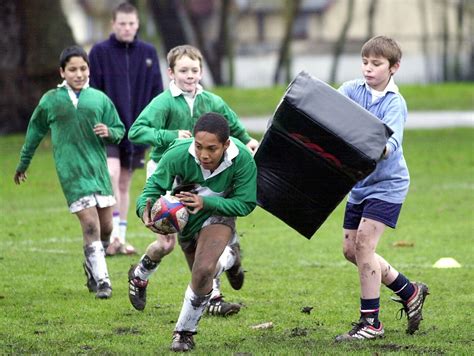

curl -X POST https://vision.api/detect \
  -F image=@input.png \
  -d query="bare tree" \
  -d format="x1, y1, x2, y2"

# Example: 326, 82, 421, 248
0, 0, 75, 134
147, 0, 188, 52
184, 0, 233, 85
366, 0, 378, 40
467, 1, 474, 80
329, 0, 355, 84
418, 0, 433, 81
273, 0, 301, 85
441, 0, 449, 81
453, 0, 465, 80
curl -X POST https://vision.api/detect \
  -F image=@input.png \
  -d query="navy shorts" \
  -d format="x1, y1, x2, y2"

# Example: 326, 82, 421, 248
343, 198, 403, 229
107, 145, 145, 170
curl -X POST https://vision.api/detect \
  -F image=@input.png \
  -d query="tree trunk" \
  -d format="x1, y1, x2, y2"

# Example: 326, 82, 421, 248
0, 0, 75, 134
441, 0, 449, 81
183, 0, 234, 85
417, 0, 433, 81
468, 1, 474, 80
366, 0, 378, 40
273, 0, 301, 85
329, 0, 355, 84
148, 0, 188, 53
453, 0, 465, 80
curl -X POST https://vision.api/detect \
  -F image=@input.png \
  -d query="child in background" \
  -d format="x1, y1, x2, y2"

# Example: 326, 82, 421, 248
335, 36, 429, 341
127, 45, 258, 316
14, 45, 125, 299
89, 2, 164, 256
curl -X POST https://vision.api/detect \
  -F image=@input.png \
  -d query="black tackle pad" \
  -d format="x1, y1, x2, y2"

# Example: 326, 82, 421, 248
254, 71, 393, 239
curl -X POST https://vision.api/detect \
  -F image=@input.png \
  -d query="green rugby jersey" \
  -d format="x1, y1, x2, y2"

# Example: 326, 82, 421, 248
128, 88, 251, 163
16, 86, 125, 206
136, 137, 257, 240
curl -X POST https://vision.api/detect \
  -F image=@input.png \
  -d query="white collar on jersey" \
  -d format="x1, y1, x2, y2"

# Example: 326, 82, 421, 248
58, 79, 90, 108
169, 80, 203, 98
188, 138, 239, 180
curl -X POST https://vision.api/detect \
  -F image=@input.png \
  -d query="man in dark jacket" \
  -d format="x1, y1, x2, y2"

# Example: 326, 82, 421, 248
89, 2, 164, 255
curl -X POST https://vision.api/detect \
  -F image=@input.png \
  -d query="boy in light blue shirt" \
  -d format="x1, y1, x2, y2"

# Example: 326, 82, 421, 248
335, 36, 429, 341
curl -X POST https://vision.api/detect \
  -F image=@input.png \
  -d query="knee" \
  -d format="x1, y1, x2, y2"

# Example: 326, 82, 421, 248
354, 230, 372, 258
342, 244, 356, 263
192, 263, 214, 288
82, 221, 99, 241
147, 238, 175, 260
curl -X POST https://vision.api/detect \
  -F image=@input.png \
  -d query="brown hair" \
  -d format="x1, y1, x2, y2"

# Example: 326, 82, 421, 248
361, 36, 402, 67
167, 45, 203, 71
112, 2, 138, 20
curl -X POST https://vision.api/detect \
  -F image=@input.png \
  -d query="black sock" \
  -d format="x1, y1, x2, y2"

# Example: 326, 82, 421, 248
141, 255, 159, 270
360, 297, 380, 328
387, 273, 415, 301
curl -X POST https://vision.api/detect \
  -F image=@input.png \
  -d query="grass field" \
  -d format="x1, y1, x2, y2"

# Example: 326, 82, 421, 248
1, 128, 473, 355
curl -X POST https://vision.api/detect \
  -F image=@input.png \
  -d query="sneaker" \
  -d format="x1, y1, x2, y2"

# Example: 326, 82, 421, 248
106, 237, 121, 256
226, 244, 244, 290
95, 281, 112, 299
128, 264, 148, 311
170, 331, 195, 352
335, 319, 384, 342
83, 262, 97, 293
206, 296, 241, 316
392, 282, 429, 334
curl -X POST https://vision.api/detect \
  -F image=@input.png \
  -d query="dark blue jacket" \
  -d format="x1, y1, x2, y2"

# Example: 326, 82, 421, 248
89, 34, 164, 155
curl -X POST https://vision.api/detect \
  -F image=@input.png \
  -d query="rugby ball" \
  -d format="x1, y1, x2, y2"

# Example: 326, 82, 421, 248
150, 195, 189, 234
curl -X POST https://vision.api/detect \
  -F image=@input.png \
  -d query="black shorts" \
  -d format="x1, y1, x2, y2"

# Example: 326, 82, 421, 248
343, 198, 403, 229
106, 145, 145, 170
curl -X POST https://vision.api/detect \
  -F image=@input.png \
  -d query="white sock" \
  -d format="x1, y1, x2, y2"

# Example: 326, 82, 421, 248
210, 278, 222, 300
110, 211, 120, 242
84, 240, 110, 285
209, 246, 236, 299
215, 246, 236, 277
134, 255, 159, 281
175, 285, 211, 332
119, 220, 127, 244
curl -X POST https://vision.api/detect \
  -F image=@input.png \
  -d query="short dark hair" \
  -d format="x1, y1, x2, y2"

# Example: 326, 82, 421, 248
194, 113, 230, 143
59, 45, 89, 69
361, 36, 402, 67
113, 2, 138, 20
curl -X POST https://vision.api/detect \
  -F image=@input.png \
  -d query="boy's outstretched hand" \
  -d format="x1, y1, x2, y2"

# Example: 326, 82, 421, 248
14, 171, 27, 185
93, 123, 109, 138
142, 198, 161, 233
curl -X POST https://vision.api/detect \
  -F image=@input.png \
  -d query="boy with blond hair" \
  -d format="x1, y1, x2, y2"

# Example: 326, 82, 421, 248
127, 44, 258, 316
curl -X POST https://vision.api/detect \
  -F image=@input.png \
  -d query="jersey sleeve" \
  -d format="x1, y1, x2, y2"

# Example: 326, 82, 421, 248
128, 96, 179, 147
16, 100, 50, 173
382, 95, 407, 155
101, 95, 125, 144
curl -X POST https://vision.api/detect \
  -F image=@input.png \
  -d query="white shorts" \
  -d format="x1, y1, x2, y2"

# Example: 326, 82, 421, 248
69, 194, 116, 213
